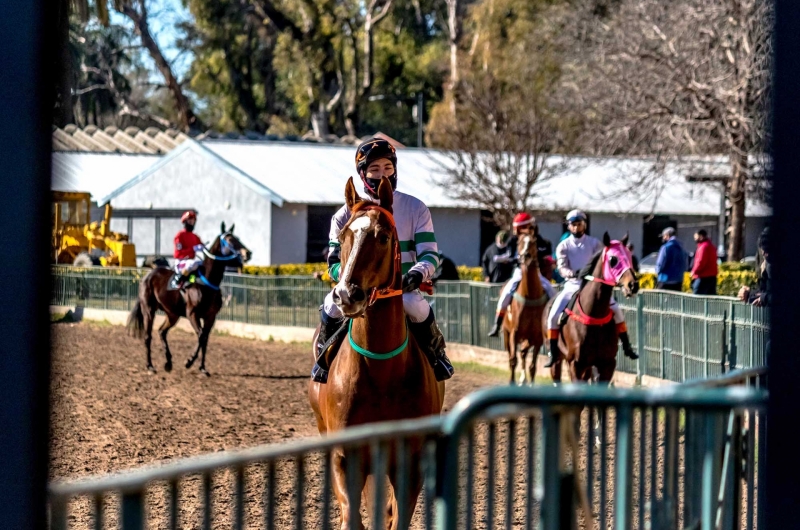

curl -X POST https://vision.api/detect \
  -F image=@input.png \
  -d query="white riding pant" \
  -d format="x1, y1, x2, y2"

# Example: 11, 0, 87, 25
546, 280, 624, 330
175, 257, 202, 275
496, 267, 556, 313
323, 289, 431, 323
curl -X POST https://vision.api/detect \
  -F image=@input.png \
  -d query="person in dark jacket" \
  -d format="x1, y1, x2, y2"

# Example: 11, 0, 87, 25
655, 227, 687, 291
482, 230, 515, 283
739, 227, 771, 307
433, 254, 461, 282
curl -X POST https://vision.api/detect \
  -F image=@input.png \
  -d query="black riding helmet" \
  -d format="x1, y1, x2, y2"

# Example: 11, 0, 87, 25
355, 138, 397, 199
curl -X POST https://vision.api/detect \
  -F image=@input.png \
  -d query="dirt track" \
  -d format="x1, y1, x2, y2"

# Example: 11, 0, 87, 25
50, 322, 508, 528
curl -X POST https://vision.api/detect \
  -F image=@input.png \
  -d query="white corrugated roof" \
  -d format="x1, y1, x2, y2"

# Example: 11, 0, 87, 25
52, 152, 159, 200
204, 141, 770, 216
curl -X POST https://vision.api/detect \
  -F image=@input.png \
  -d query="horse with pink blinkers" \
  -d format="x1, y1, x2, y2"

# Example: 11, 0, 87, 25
542, 232, 639, 384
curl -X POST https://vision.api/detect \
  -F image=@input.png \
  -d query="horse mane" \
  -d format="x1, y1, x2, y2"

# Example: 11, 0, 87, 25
207, 234, 222, 255
577, 249, 603, 280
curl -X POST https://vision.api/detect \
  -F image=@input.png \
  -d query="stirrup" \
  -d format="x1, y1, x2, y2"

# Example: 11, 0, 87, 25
432, 353, 454, 381
311, 363, 329, 383
543, 354, 556, 368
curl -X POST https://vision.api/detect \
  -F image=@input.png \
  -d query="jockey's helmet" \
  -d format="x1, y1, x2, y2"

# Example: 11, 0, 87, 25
512, 212, 534, 228
566, 209, 587, 223
181, 211, 197, 223
355, 138, 397, 198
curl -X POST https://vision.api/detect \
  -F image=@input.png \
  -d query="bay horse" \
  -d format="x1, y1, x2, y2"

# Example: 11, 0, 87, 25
126, 223, 251, 376
503, 233, 548, 385
308, 176, 445, 530
543, 233, 638, 384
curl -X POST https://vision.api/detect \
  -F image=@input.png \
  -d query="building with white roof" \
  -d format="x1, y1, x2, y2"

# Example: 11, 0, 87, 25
68, 137, 767, 267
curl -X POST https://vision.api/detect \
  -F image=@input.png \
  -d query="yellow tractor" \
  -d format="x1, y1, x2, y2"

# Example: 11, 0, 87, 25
52, 191, 137, 267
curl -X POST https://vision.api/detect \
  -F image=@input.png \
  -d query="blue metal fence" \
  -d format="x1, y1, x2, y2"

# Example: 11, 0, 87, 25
49, 383, 767, 530
51, 266, 769, 383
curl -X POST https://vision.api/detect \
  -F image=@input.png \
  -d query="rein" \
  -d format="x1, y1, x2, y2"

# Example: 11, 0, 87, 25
202, 235, 241, 261
513, 292, 549, 307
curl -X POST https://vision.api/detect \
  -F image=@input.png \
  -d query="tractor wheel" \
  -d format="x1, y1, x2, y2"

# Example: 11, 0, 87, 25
73, 252, 100, 267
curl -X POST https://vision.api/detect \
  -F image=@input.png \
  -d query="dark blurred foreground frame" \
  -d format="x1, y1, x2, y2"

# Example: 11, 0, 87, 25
0, 0, 52, 527
768, 0, 800, 527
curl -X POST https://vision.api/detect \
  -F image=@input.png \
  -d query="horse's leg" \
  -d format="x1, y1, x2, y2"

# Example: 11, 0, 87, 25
506, 330, 517, 386
332, 450, 367, 530
519, 346, 529, 385
386, 457, 423, 530
184, 311, 203, 369
143, 302, 156, 373
529, 345, 540, 384
158, 312, 179, 372
197, 313, 217, 376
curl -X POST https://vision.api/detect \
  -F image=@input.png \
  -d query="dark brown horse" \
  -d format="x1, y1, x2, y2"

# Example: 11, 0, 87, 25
543, 233, 638, 384
309, 177, 445, 530
126, 223, 251, 376
503, 233, 548, 385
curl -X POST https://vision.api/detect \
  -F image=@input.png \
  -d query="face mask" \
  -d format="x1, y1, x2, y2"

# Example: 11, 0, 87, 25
184, 223, 195, 232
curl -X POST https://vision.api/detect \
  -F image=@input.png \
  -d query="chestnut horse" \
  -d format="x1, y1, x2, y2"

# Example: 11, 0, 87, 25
309, 177, 445, 530
126, 223, 251, 376
543, 233, 638, 384
503, 233, 548, 385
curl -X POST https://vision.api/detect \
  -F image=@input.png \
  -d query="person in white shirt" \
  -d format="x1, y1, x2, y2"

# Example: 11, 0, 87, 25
543, 209, 639, 367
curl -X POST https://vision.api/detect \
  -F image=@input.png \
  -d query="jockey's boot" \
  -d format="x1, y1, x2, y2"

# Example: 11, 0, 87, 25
410, 310, 455, 381
311, 309, 343, 384
543, 336, 560, 368
487, 312, 505, 337
619, 331, 639, 360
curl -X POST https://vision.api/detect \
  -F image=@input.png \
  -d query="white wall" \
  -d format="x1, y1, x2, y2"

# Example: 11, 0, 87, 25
110, 148, 274, 265
430, 208, 481, 266
271, 202, 308, 264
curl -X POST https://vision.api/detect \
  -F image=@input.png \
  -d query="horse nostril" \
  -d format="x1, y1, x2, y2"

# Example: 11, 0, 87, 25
350, 287, 366, 303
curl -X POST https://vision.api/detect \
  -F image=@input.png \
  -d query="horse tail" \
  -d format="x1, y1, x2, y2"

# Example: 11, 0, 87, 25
127, 300, 144, 338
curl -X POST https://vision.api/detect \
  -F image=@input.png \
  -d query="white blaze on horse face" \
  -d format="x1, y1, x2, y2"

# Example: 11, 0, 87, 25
336, 215, 373, 297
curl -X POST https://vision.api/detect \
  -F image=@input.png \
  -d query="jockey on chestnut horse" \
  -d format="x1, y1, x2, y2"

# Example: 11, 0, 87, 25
310, 137, 454, 384
309, 175, 445, 530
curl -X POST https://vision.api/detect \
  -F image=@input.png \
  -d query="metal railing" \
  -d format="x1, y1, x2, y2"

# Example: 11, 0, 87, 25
51, 266, 769, 383
49, 385, 767, 530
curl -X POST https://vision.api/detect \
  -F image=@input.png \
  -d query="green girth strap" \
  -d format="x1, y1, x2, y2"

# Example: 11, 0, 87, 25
348, 320, 409, 360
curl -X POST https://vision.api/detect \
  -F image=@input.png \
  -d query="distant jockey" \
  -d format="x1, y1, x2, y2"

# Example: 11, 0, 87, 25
487, 212, 556, 337
171, 210, 204, 289
542, 209, 639, 367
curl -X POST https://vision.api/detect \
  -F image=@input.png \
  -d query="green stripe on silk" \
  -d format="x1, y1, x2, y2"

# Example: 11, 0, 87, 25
329, 263, 341, 282
399, 240, 414, 252
414, 232, 436, 244
420, 255, 439, 267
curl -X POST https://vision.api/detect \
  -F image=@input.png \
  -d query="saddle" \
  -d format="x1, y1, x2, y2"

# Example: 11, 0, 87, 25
557, 290, 581, 327
168, 265, 206, 291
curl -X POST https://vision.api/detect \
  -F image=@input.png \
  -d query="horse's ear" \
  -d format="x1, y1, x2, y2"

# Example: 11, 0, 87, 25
229, 223, 235, 234
345, 177, 361, 212
603, 232, 611, 247
621, 232, 629, 246
220, 221, 226, 234
378, 176, 393, 212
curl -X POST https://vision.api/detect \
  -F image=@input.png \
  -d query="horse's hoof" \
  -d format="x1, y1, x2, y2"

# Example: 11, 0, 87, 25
164, 361, 173, 373
185, 358, 194, 369
199, 368, 211, 377
147, 365, 156, 374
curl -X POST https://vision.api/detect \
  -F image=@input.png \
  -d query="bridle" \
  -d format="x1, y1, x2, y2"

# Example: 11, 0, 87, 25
345, 202, 404, 307
584, 245, 633, 287
202, 232, 246, 262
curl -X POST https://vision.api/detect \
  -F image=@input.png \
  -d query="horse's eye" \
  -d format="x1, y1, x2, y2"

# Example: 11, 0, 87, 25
379, 234, 390, 245
609, 256, 619, 267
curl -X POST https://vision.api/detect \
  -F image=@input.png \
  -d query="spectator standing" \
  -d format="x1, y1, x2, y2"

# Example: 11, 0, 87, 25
655, 227, 687, 291
738, 227, 771, 307
482, 230, 515, 283
690, 230, 719, 295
